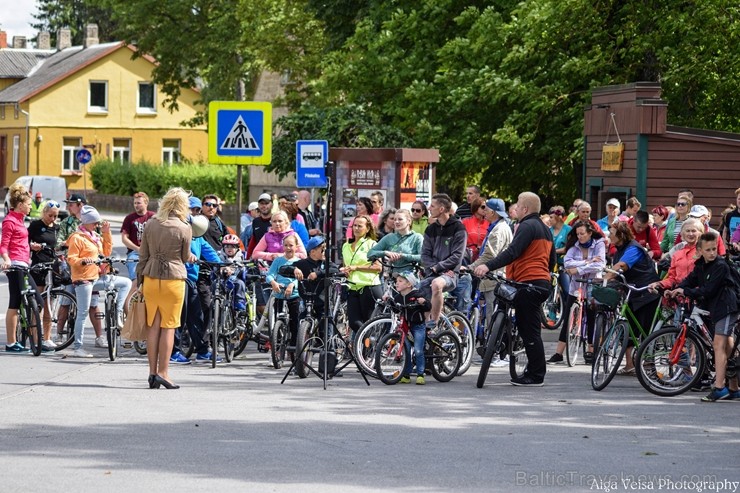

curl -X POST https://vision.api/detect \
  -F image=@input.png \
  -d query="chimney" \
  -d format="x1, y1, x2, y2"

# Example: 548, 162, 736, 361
57, 28, 71, 50
37, 31, 51, 50
0, 31, 7, 49
83, 24, 99, 48
12, 36, 27, 49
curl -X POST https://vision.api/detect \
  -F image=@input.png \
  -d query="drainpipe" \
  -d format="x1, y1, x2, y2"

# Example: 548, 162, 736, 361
17, 104, 30, 175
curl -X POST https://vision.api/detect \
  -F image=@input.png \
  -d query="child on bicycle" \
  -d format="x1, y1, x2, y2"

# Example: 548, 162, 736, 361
218, 234, 248, 314
266, 234, 301, 359
384, 271, 430, 385
292, 236, 339, 320
667, 231, 740, 402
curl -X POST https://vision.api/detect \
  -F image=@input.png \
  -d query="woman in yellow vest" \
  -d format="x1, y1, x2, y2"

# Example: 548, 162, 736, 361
341, 214, 382, 337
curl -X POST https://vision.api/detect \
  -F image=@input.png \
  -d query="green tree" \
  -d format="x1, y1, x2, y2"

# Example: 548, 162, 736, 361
31, 0, 117, 45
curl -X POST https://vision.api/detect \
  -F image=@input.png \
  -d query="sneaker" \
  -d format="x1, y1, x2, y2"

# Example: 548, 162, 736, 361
510, 375, 544, 387
72, 348, 94, 358
116, 313, 125, 330
416, 375, 425, 385
727, 390, 740, 400
690, 378, 713, 392
701, 386, 730, 402
399, 376, 411, 384
5, 342, 30, 354
547, 353, 564, 364
94, 336, 109, 348
42, 339, 57, 350
170, 352, 191, 365
196, 351, 223, 363
491, 356, 509, 367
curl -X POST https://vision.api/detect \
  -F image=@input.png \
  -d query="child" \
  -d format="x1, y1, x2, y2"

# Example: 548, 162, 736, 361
266, 235, 301, 357
292, 236, 339, 321
386, 271, 431, 385
219, 234, 248, 312
668, 232, 740, 402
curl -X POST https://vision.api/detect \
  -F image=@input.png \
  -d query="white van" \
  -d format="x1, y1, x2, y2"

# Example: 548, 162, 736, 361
3, 176, 69, 219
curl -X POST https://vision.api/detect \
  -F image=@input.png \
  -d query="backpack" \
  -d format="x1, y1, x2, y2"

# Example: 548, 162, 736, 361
724, 257, 740, 302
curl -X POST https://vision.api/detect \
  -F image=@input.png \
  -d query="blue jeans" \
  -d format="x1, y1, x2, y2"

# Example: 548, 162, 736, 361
404, 323, 426, 376
451, 272, 472, 313
126, 251, 139, 280
73, 275, 132, 350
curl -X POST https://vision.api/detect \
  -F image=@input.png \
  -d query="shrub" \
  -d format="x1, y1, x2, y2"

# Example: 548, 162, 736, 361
89, 160, 248, 202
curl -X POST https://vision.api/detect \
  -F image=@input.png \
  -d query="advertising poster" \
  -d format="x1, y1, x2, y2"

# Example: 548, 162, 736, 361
400, 161, 432, 209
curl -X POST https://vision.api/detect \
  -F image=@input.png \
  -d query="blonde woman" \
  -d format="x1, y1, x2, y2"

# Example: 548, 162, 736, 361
137, 188, 192, 389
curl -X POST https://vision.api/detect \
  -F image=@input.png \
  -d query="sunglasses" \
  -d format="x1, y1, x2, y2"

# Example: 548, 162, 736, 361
203, 202, 218, 208
411, 208, 423, 213
47, 201, 61, 209
479, 205, 487, 210
676, 202, 688, 207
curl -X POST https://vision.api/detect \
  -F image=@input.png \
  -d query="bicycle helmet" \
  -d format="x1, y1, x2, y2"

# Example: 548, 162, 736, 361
222, 234, 240, 247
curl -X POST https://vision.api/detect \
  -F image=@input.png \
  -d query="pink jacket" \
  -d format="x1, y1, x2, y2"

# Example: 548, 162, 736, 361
251, 229, 306, 261
658, 243, 697, 290
0, 211, 30, 264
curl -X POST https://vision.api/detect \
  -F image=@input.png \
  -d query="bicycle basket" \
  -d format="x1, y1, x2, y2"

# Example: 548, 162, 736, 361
52, 258, 72, 286
590, 286, 620, 310
494, 282, 518, 302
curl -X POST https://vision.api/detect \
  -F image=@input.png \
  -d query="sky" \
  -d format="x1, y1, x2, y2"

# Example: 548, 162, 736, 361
1, 0, 38, 40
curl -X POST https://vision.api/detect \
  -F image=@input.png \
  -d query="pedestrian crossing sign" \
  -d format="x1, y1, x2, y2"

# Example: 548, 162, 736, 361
208, 101, 272, 165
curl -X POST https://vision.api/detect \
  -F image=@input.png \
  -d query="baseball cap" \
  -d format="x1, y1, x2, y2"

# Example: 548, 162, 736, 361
689, 205, 709, 217
606, 198, 620, 209
65, 193, 87, 204
306, 236, 326, 251
258, 193, 272, 203
394, 271, 419, 288
35, 192, 43, 198
485, 198, 508, 218
189, 197, 202, 209
248, 201, 259, 211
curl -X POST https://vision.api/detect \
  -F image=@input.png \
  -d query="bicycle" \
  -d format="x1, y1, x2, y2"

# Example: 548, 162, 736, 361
94, 256, 135, 361
374, 298, 462, 384
565, 277, 604, 366
476, 273, 547, 388
542, 265, 565, 330
590, 268, 662, 391
4, 264, 44, 356
197, 260, 238, 367
269, 290, 296, 370
232, 260, 275, 358
636, 299, 740, 397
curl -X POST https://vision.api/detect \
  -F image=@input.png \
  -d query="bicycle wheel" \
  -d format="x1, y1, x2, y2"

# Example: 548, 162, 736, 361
232, 311, 251, 357
430, 329, 462, 382
375, 333, 405, 385
221, 308, 236, 363
565, 301, 582, 367
25, 296, 43, 356
508, 325, 528, 380
43, 289, 77, 351
591, 320, 629, 391
209, 299, 221, 368
542, 281, 564, 330
354, 316, 395, 378
133, 340, 147, 355
591, 311, 608, 358
15, 314, 27, 349
469, 305, 482, 343
295, 319, 315, 378
636, 326, 705, 397
106, 298, 118, 361
445, 311, 474, 376
477, 311, 505, 388
270, 319, 288, 369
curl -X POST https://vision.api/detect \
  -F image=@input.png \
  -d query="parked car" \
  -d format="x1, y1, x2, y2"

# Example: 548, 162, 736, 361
3, 176, 69, 219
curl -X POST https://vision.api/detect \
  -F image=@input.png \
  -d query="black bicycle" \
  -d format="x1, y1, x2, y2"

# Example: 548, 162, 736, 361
4, 264, 45, 356
476, 273, 547, 388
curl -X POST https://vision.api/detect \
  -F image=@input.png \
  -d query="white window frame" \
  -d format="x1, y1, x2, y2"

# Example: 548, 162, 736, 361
88, 80, 108, 113
112, 139, 131, 163
62, 137, 82, 173
162, 139, 181, 165
12, 135, 19, 172
137, 82, 157, 114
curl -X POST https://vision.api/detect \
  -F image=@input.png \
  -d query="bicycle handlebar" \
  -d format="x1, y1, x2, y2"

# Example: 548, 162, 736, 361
602, 267, 652, 293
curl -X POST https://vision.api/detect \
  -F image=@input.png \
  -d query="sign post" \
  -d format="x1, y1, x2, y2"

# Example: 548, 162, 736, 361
76, 148, 92, 198
295, 140, 328, 188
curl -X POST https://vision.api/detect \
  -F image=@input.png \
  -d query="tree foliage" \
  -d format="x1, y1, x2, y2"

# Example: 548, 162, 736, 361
31, 0, 117, 45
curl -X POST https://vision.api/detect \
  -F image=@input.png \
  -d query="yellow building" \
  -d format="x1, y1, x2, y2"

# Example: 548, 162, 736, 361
0, 27, 207, 190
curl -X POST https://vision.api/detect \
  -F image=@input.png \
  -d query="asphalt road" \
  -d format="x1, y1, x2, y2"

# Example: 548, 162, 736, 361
0, 212, 738, 493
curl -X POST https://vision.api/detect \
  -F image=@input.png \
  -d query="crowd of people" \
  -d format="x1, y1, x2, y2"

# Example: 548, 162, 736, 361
1, 183, 738, 401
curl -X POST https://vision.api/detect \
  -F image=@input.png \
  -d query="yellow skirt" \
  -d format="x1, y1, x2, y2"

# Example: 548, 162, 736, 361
141, 276, 186, 329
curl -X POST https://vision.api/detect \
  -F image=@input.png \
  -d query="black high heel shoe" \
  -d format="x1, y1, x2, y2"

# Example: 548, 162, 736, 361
148, 375, 160, 389
154, 375, 180, 389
